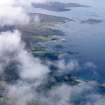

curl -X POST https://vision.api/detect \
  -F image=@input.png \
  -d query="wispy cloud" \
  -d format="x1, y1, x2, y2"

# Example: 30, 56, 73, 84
0, 0, 30, 26
0, 1, 104, 105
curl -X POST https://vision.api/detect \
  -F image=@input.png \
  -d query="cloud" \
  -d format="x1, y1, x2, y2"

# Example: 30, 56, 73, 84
6, 83, 72, 105
0, 30, 49, 80
18, 48, 49, 80
29, 0, 48, 3
0, 0, 50, 26
0, 30, 21, 74
0, 6, 29, 26
0, 1, 104, 105
7, 83, 34, 105
0, 0, 30, 26
0, 30, 49, 105
57, 59, 80, 73
86, 94, 105, 105
46, 84, 73, 105
84, 62, 97, 69
5, 79, 105, 105
0, 31, 101, 105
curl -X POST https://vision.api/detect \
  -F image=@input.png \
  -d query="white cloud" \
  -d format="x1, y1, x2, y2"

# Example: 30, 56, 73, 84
47, 84, 73, 105
0, 30, 49, 105
7, 83, 34, 105
0, 0, 15, 5
0, 30, 49, 80
18, 49, 49, 80
0, 6, 29, 26
86, 94, 105, 105
0, 1, 104, 105
55, 59, 80, 74
0, 0, 30, 26
0, 0, 50, 26
0, 30, 21, 52
29, 0, 48, 3
84, 62, 97, 69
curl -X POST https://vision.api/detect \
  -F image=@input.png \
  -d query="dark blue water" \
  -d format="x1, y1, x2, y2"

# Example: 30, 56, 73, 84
62, 0, 105, 83
31, 0, 105, 83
